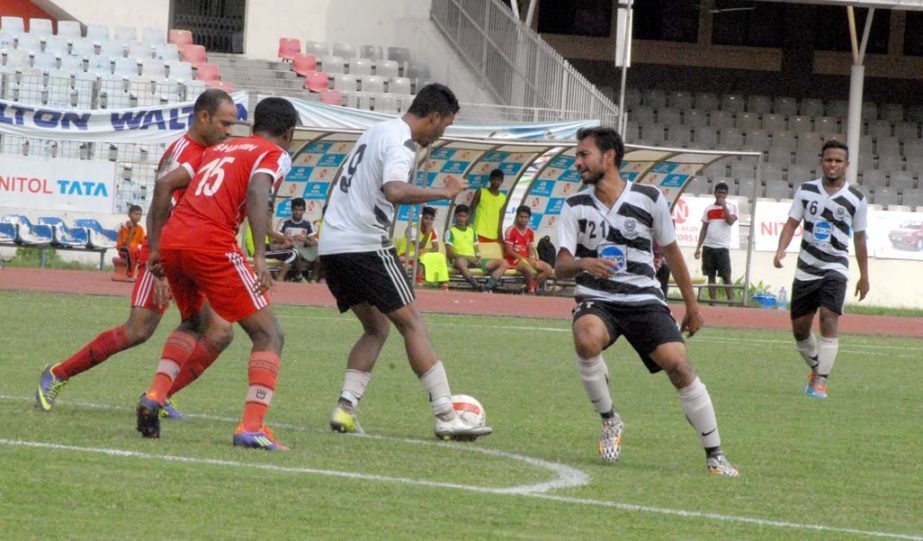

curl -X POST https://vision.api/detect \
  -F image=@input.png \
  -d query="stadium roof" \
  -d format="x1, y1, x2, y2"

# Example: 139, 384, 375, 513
759, 0, 923, 10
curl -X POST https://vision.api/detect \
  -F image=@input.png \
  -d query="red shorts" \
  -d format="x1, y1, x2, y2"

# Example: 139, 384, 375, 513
130, 263, 170, 314
160, 246, 269, 323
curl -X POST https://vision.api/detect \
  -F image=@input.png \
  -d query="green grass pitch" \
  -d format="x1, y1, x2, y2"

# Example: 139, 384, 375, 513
0, 291, 920, 540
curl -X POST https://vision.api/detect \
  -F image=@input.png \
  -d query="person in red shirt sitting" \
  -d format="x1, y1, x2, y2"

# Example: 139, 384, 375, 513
116, 204, 145, 278
503, 205, 553, 294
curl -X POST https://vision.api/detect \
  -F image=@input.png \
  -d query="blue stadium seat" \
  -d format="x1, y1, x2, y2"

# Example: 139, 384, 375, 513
0, 222, 16, 243
3, 214, 53, 245
73, 218, 118, 248
38, 217, 91, 248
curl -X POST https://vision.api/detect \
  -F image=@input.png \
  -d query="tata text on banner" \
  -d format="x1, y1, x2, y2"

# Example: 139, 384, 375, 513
0, 91, 249, 144
670, 195, 741, 248
0, 155, 115, 213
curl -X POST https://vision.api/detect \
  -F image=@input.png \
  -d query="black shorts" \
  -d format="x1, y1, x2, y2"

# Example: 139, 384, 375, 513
702, 246, 731, 279
321, 248, 414, 313
572, 300, 684, 374
790, 276, 847, 319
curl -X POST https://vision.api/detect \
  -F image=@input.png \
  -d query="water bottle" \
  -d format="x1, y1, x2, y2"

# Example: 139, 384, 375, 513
776, 286, 788, 310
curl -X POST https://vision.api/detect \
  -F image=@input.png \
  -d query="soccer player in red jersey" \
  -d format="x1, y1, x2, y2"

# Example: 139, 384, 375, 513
137, 97, 298, 451
35, 89, 240, 414
503, 205, 553, 294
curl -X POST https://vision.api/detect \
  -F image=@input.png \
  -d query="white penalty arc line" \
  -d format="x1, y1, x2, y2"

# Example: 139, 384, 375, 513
1, 437, 919, 541
0, 394, 586, 495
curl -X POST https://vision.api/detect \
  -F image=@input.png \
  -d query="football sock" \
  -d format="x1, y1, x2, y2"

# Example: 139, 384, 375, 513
677, 377, 721, 449
796, 334, 819, 370
166, 339, 222, 398
576, 354, 613, 416
339, 369, 372, 408
419, 361, 453, 419
815, 337, 839, 385
146, 331, 197, 403
242, 351, 282, 432
55, 326, 131, 380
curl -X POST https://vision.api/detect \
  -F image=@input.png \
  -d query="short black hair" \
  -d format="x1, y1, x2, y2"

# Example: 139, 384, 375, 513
822, 139, 849, 160
407, 83, 460, 117
489, 168, 504, 180
576, 126, 625, 166
516, 205, 531, 216
128, 204, 142, 213
714, 181, 729, 193
422, 206, 436, 218
193, 88, 233, 116
290, 197, 306, 210
253, 97, 299, 136
454, 204, 470, 215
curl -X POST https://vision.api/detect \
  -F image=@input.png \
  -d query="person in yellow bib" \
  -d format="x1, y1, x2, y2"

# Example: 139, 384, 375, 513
399, 206, 450, 290
470, 168, 507, 243
445, 204, 509, 291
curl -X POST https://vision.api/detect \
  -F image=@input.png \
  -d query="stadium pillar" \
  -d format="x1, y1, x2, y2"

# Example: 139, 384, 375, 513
614, 0, 633, 138
845, 6, 875, 184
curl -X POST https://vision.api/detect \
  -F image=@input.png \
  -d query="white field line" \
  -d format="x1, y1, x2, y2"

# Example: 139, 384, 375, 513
0, 394, 586, 495
1, 436, 920, 540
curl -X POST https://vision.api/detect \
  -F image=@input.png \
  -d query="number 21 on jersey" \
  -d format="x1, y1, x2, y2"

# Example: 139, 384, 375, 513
194, 157, 236, 197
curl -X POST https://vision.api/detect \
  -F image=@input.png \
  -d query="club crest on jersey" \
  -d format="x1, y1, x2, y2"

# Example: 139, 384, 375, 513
598, 244, 627, 273
813, 220, 832, 243
835, 206, 847, 219
622, 217, 639, 239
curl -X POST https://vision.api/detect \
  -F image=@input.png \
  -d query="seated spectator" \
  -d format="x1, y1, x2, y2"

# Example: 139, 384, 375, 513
116, 204, 145, 278
503, 205, 553, 294
445, 204, 508, 292
399, 206, 449, 290
278, 197, 317, 281
246, 201, 298, 278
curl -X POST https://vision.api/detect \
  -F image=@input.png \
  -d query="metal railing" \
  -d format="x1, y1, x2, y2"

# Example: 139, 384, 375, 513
431, 0, 618, 123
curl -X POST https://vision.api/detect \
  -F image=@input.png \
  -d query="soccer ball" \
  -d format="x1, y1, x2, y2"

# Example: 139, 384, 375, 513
452, 394, 486, 427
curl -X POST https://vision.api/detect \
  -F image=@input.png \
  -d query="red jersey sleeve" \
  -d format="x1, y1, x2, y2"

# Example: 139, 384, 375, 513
252, 148, 293, 190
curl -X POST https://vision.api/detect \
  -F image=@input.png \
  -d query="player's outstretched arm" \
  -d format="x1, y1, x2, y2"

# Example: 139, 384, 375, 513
247, 173, 275, 294
853, 231, 870, 301
383, 175, 468, 205
773, 218, 801, 268
661, 241, 704, 336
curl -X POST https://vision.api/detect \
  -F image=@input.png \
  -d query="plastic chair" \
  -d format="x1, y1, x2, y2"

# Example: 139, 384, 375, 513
362, 75, 385, 93
277, 37, 301, 61
86, 24, 110, 43
129, 42, 154, 60
1, 16, 24, 34
57, 21, 81, 39
350, 57, 372, 75
331, 42, 355, 58
169, 29, 193, 46
194, 63, 220, 82
333, 74, 358, 91
304, 40, 328, 56
180, 44, 206, 66
29, 18, 53, 35
207, 79, 234, 92
320, 55, 346, 74
386, 46, 411, 64
319, 89, 343, 106
376, 59, 399, 78
73, 219, 118, 249
359, 44, 382, 60
114, 26, 137, 44
304, 71, 329, 92
388, 76, 411, 95
154, 43, 180, 62
142, 27, 166, 45
167, 61, 194, 81
291, 53, 317, 76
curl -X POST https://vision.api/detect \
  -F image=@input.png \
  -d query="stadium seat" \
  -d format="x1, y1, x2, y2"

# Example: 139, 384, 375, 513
907, 105, 923, 123
39, 217, 90, 248
29, 18, 53, 35
814, 116, 838, 133
631, 105, 655, 125
683, 108, 708, 128
129, 42, 154, 60
800, 98, 825, 117
880, 103, 904, 123
709, 110, 734, 129
878, 155, 903, 173
376, 59, 400, 78
902, 190, 923, 207
167, 61, 194, 80
362, 75, 385, 93
277, 37, 301, 61
890, 171, 915, 191
99, 75, 130, 109
873, 187, 900, 206
291, 53, 317, 76
1, 16, 24, 34
320, 55, 346, 74
666, 125, 691, 147
359, 44, 382, 60
207, 79, 234, 92
194, 63, 220, 82
140, 59, 165, 78
686, 176, 711, 196
349, 57, 372, 76
904, 140, 923, 158
694, 92, 718, 111
374, 93, 399, 113
0, 222, 15, 243
721, 94, 745, 113
773, 96, 798, 116
762, 163, 784, 182
743, 129, 769, 152
71, 40, 96, 60
718, 127, 744, 149
824, 99, 848, 119
155, 78, 181, 103
765, 180, 792, 199
735, 112, 760, 131
736, 178, 759, 198
86, 24, 110, 43
773, 130, 797, 150
3, 214, 54, 245
861, 169, 888, 189
15, 33, 42, 53
656, 106, 680, 126
113, 57, 140, 77
862, 101, 878, 120
304, 71, 329, 92
183, 79, 207, 100
895, 121, 919, 142
787, 164, 813, 183
693, 126, 718, 149
643, 89, 667, 109
304, 40, 328, 56
760, 113, 786, 132
731, 157, 757, 179
667, 90, 692, 110
33, 52, 57, 73
46, 76, 74, 108
142, 27, 166, 45
640, 123, 666, 145
867, 119, 893, 138
57, 20, 81, 39
44, 36, 69, 57
99, 40, 125, 58
747, 95, 772, 115
624, 88, 642, 110
319, 88, 343, 106
180, 44, 206, 66
169, 29, 193, 46
332, 42, 356, 58
789, 116, 813, 133
114, 26, 137, 44
386, 46, 411, 64
73, 219, 118, 248
333, 73, 358, 91
154, 43, 180, 62
389, 76, 411, 95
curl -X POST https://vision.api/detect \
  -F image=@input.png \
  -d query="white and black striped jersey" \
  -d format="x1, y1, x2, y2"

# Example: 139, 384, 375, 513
788, 179, 867, 282
556, 182, 676, 306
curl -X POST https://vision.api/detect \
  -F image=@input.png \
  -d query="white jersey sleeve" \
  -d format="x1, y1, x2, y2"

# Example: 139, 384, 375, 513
789, 186, 805, 222
853, 197, 868, 233
652, 193, 676, 247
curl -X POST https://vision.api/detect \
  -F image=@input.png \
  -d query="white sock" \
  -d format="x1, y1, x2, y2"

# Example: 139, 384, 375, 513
419, 361, 453, 418
678, 377, 721, 449
796, 334, 819, 370
576, 354, 613, 416
816, 337, 839, 381
339, 369, 372, 408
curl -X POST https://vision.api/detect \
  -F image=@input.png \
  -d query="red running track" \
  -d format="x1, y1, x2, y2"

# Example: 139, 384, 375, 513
1, 267, 920, 338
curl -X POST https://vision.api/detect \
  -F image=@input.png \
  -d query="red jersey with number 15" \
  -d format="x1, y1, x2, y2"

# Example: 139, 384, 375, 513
161, 136, 292, 251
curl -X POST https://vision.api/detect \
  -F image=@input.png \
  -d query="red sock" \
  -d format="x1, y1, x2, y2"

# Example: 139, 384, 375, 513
167, 339, 222, 398
146, 331, 197, 403
241, 351, 281, 432
55, 326, 131, 380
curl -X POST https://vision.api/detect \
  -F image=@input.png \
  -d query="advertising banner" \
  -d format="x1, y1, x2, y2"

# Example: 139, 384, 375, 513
670, 195, 741, 248
0, 155, 116, 213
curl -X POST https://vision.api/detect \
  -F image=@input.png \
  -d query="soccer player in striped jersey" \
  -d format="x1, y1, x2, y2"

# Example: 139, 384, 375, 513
35, 89, 238, 415
773, 140, 869, 400
554, 127, 737, 476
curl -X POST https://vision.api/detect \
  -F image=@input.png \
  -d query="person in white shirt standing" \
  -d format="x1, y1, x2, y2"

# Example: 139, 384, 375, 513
694, 181, 738, 302
318, 83, 492, 441
773, 140, 869, 400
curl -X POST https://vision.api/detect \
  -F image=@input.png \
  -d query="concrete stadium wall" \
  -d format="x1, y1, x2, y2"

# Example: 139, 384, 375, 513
39, 0, 170, 34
